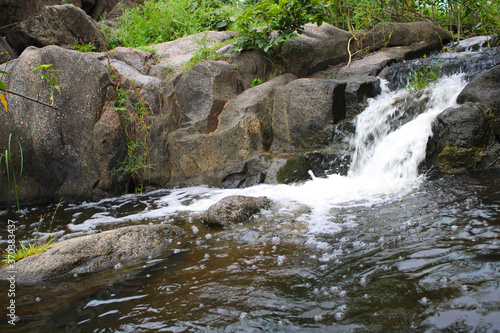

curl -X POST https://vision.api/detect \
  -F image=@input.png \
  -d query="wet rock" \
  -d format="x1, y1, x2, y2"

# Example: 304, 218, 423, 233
457, 64, 500, 140
0, 224, 184, 284
6, 4, 109, 54
0, 45, 124, 204
202, 195, 272, 228
362, 21, 452, 52
436, 141, 485, 173
425, 102, 499, 172
266, 155, 312, 184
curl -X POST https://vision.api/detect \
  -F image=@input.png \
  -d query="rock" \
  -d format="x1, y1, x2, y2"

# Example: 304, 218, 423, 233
0, 45, 125, 204
108, 59, 164, 115
109, 47, 156, 75
0, 224, 184, 283
454, 36, 492, 52
457, 64, 500, 139
202, 195, 272, 228
168, 60, 243, 134
0, 37, 17, 64
151, 30, 238, 76
0, 0, 124, 33
6, 4, 109, 54
167, 74, 296, 187
284, 23, 351, 77
228, 49, 275, 90
340, 76, 381, 118
362, 22, 452, 52
425, 102, 499, 172
265, 155, 312, 184
272, 78, 346, 150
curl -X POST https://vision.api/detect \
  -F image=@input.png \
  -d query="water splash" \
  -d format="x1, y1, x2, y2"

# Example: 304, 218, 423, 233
67, 74, 468, 235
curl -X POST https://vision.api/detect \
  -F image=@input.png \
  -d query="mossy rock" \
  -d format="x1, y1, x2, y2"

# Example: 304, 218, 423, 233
437, 141, 485, 173
276, 155, 312, 184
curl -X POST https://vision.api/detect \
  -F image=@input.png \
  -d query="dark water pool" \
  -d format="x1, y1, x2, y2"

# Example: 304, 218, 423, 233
1, 169, 499, 332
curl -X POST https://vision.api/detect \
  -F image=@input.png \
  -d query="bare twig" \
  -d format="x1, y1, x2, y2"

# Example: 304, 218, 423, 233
5, 89, 58, 109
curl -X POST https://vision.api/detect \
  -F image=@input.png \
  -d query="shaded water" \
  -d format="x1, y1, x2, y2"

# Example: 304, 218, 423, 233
1, 57, 500, 332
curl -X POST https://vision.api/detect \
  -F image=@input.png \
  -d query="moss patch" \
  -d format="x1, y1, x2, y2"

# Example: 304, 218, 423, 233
276, 156, 311, 184
437, 141, 485, 173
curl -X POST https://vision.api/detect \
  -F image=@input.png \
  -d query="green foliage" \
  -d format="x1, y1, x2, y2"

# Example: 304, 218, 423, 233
233, 0, 328, 64
112, 86, 154, 192
30, 64, 61, 106
103, 0, 243, 48
183, 35, 232, 71
1, 201, 61, 264
251, 77, 263, 87
74, 42, 95, 52
0, 133, 23, 211
405, 60, 438, 93
322, 0, 500, 36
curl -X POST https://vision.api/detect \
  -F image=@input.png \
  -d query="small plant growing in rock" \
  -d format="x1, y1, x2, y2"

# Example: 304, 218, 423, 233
31, 64, 61, 106
112, 86, 154, 193
405, 57, 438, 93
251, 78, 263, 87
74, 42, 95, 52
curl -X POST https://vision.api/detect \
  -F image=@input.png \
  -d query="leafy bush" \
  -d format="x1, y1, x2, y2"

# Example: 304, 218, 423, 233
104, 0, 242, 48
233, 0, 328, 63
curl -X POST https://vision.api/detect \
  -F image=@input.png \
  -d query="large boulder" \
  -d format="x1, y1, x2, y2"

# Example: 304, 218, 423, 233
425, 102, 499, 173
425, 65, 500, 172
0, 45, 125, 204
6, 4, 109, 54
167, 74, 296, 187
0, 223, 184, 283
167, 60, 243, 134
284, 23, 351, 77
272, 78, 346, 150
202, 195, 272, 228
362, 21, 452, 53
0, 0, 123, 32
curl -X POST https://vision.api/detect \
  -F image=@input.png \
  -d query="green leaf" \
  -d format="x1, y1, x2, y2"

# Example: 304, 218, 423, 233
0, 80, 7, 92
30, 64, 53, 73
0, 70, 10, 75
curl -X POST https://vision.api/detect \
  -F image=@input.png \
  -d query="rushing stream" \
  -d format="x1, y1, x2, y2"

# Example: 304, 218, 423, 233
1, 51, 500, 332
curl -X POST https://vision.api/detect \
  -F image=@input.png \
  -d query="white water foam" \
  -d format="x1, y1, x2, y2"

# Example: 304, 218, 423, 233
68, 74, 467, 235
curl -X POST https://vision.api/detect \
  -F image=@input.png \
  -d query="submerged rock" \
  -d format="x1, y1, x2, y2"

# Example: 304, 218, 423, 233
202, 195, 272, 228
0, 224, 184, 284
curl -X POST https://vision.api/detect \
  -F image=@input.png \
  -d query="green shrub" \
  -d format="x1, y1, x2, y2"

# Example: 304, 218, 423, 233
233, 0, 328, 64
104, 0, 243, 48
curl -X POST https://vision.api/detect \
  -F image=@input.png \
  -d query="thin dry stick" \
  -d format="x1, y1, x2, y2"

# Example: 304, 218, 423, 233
5, 90, 58, 109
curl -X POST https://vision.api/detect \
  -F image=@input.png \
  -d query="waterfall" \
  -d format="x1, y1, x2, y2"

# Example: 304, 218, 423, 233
347, 74, 467, 190
67, 74, 469, 235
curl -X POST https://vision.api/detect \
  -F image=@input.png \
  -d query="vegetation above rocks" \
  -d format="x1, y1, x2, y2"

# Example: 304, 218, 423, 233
104, 0, 500, 52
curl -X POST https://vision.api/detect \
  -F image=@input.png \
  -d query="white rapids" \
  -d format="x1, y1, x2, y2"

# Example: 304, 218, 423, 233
67, 74, 467, 235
